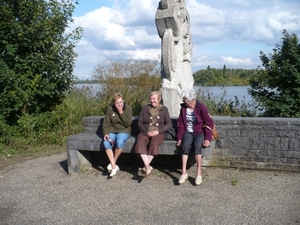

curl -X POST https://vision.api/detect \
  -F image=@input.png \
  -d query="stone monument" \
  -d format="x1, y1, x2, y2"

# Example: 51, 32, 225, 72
155, 0, 194, 117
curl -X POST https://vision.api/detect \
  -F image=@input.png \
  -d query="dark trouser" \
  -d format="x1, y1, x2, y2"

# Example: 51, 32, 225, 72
181, 131, 204, 155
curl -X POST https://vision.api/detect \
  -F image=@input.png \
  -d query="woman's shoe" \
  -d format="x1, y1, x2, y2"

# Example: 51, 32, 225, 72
195, 175, 202, 186
109, 165, 119, 177
107, 163, 112, 172
141, 166, 153, 174
145, 167, 153, 177
178, 174, 188, 184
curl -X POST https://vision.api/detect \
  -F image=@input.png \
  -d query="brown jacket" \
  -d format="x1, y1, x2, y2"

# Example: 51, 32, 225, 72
137, 104, 172, 136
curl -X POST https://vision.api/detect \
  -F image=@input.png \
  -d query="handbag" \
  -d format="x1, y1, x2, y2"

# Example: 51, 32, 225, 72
164, 120, 177, 140
203, 123, 218, 140
164, 127, 176, 140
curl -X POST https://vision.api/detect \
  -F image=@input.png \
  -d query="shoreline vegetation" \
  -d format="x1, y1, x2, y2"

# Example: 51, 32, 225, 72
75, 67, 256, 87
1, 76, 260, 166
1, 62, 261, 167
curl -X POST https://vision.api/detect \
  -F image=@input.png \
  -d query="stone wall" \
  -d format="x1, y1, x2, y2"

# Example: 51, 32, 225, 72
70, 116, 300, 173
205, 116, 300, 172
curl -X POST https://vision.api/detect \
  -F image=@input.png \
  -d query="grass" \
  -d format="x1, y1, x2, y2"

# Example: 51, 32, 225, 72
231, 179, 239, 186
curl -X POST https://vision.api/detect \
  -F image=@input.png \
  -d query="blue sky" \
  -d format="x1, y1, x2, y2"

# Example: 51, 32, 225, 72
71, 0, 300, 79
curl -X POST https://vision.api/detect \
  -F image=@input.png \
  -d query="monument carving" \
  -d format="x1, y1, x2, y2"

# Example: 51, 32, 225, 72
155, 0, 194, 117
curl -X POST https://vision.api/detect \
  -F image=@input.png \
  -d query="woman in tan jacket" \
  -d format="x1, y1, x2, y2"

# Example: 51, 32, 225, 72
135, 91, 172, 176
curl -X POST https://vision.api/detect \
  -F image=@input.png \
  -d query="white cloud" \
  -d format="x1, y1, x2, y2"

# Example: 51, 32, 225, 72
75, 41, 100, 63
72, 0, 300, 79
192, 55, 220, 68
221, 56, 252, 65
131, 30, 160, 49
74, 8, 131, 50
188, 0, 225, 26
125, 49, 161, 61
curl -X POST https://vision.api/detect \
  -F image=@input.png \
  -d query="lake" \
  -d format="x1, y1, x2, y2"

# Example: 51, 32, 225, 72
194, 86, 253, 103
74, 84, 254, 103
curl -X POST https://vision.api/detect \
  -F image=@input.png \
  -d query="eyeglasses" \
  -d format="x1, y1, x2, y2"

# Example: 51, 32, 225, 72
114, 101, 124, 105
183, 98, 194, 103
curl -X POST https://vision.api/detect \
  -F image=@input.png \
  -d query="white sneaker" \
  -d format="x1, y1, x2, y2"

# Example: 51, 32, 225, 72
107, 163, 112, 172
178, 174, 188, 184
109, 165, 119, 177
195, 175, 202, 186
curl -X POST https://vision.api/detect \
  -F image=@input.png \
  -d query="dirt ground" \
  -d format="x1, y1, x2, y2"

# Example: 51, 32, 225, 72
1, 152, 300, 224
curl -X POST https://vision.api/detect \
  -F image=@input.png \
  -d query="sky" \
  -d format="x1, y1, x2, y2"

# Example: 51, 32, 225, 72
70, 0, 300, 80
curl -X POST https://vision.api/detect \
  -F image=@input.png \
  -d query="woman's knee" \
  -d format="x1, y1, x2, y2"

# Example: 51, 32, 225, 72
103, 140, 112, 149
194, 145, 203, 155
115, 140, 126, 148
181, 145, 191, 155
115, 133, 130, 148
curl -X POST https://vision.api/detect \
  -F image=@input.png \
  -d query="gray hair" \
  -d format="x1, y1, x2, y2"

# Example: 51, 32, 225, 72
181, 88, 197, 101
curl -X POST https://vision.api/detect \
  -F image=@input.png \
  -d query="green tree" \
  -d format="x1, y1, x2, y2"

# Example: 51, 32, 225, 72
92, 59, 161, 116
0, 0, 83, 124
248, 30, 300, 117
193, 66, 254, 86
194, 69, 214, 85
222, 64, 226, 77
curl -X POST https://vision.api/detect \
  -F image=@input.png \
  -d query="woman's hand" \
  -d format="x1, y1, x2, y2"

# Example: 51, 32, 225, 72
176, 140, 182, 146
115, 103, 123, 114
203, 140, 211, 147
104, 134, 109, 140
114, 99, 124, 114
147, 130, 159, 137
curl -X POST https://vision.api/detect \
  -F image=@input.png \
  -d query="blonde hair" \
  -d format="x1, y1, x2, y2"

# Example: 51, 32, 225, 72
150, 91, 162, 101
112, 92, 123, 104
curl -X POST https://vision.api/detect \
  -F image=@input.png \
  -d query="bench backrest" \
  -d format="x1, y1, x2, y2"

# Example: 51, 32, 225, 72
82, 116, 177, 138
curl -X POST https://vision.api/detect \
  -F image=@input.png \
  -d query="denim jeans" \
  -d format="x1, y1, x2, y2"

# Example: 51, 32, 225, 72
103, 132, 131, 149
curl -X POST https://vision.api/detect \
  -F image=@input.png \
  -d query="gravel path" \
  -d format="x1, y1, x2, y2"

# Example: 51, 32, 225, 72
1, 152, 300, 225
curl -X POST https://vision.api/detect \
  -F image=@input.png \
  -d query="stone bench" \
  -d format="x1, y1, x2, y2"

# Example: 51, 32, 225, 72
66, 116, 215, 175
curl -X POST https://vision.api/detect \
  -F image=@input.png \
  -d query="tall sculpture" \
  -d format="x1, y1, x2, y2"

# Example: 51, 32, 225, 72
155, 0, 194, 117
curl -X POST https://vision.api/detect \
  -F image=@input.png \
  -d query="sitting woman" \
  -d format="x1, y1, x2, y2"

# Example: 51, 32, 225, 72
135, 91, 172, 176
176, 88, 214, 185
102, 92, 132, 177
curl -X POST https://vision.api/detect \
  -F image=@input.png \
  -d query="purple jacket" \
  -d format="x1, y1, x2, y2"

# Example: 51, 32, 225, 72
176, 100, 214, 141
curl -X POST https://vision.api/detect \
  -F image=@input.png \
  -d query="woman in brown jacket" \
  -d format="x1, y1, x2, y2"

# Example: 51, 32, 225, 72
135, 91, 172, 176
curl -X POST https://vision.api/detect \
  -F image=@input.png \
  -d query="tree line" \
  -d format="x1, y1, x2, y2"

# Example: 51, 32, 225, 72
193, 66, 256, 86
77, 67, 256, 86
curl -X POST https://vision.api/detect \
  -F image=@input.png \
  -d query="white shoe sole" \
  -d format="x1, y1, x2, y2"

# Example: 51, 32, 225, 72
178, 174, 188, 184
109, 166, 119, 177
195, 176, 202, 186
107, 163, 112, 172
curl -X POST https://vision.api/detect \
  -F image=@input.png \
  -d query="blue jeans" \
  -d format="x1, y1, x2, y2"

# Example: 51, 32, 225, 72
103, 132, 131, 149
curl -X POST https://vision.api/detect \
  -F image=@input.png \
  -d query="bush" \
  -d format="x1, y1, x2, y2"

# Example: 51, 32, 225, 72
93, 59, 161, 116
196, 87, 261, 117
248, 30, 300, 117
0, 88, 102, 158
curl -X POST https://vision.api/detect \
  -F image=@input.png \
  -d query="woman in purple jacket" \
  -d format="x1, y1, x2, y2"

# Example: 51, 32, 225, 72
176, 89, 214, 185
